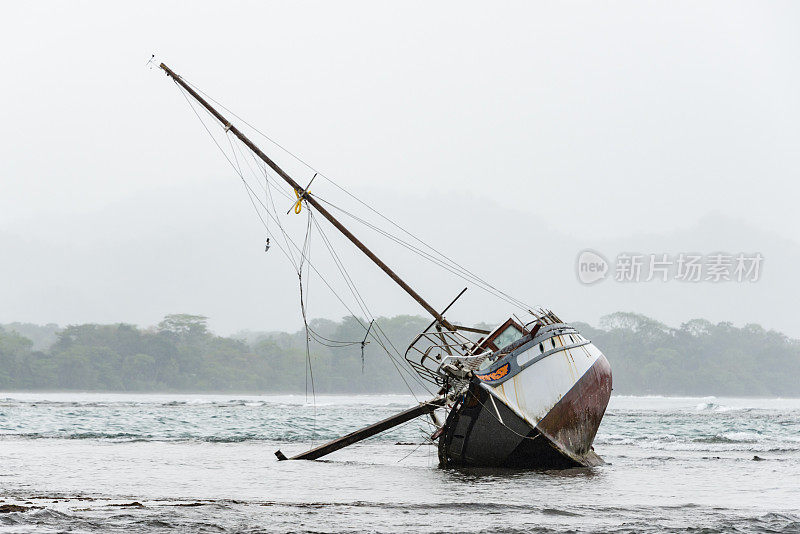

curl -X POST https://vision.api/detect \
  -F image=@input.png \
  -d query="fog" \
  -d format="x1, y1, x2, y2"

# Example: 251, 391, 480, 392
2, 1, 799, 335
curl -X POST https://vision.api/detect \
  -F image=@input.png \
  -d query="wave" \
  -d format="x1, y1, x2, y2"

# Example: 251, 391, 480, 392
693, 431, 761, 444
0, 398, 417, 411
595, 431, 800, 453
0, 430, 419, 444
0, 432, 156, 441
3, 500, 799, 534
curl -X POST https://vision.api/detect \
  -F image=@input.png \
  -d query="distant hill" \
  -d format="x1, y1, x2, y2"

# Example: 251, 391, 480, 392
1, 312, 798, 396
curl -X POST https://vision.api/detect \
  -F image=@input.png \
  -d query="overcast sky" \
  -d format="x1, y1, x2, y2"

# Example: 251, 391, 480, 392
2, 1, 799, 335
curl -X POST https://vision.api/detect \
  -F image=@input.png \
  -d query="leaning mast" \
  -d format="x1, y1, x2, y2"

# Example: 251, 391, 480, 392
159, 63, 455, 330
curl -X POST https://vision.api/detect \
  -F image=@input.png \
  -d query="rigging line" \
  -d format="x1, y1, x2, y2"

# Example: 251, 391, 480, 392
241, 143, 294, 218
259, 210, 373, 337
261, 167, 299, 269
251, 153, 294, 201
237, 139, 291, 198
309, 223, 430, 397
309, 210, 426, 393
305, 323, 362, 345
321, 176, 535, 309
227, 133, 298, 270
307, 211, 416, 389
361, 320, 373, 373
311, 216, 432, 396
310, 216, 383, 339
234, 140, 307, 271
310, 215, 427, 396
181, 80, 286, 236
295, 209, 317, 444
178, 75, 534, 311
238, 173, 299, 274
396, 418, 443, 463
255, 160, 301, 218
311, 216, 401, 351
175, 81, 298, 271
196, 152, 376, 352
230, 132, 272, 202
315, 196, 531, 311
225, 131, 300, 271
299, 214, 316, 424
301, 313, 364, 347
374, 321, 430, 395
302, 267, 309, 400
310, 215, 371, 320
179, 75, 524, 305
181, 77, 533, 315
396, 441, 431, 464
180, 76, 318, 176
312, 195, 530, 309
226, 132, 245, 178
306, 335, 360, 348
257, 155, 270, 221
176, 84, 274, 246
223, 122, 299, 270
261, 166, 281, 227
174, 81, 428, 395
177, 80, 383, 334
371, 318, 433, 394
305, 327, 362, 347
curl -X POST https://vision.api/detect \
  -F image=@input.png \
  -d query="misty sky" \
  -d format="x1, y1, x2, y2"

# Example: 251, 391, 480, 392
2, 2, 799, 335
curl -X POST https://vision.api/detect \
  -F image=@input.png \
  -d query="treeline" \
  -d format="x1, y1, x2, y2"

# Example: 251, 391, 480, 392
0, 314, 430, 393
1, 312, 799, 396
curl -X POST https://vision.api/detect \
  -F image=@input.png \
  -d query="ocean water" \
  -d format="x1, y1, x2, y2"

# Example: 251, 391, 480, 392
0, 393, 798, 533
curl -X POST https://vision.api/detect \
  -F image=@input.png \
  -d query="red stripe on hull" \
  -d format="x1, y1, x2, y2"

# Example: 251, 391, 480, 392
535, 354, 612, 466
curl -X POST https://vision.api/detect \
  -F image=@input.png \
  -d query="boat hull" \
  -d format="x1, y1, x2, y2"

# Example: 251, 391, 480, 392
439, 335, 612, 468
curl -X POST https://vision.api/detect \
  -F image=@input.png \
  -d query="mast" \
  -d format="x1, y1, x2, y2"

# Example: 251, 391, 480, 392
160, 63, 455, 330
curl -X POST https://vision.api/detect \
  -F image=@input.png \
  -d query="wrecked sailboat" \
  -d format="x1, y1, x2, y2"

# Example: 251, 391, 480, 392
159, 62, 612, 469
410, 311, 612, 468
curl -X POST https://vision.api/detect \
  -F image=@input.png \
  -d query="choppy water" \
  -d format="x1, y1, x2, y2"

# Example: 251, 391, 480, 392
1, 393, 798, 533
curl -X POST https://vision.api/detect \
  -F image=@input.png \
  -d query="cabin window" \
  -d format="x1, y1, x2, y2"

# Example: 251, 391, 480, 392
476, 318, 526, 352
492, 324, 524, 350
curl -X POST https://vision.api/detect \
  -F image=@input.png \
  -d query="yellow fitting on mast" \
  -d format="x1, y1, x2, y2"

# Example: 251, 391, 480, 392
292, 189, 304, 214
289, 173, 316, 215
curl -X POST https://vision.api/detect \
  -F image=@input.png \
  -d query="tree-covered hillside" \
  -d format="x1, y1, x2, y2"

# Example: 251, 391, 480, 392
574, 312, 800, 396
1, 312, 798, 396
